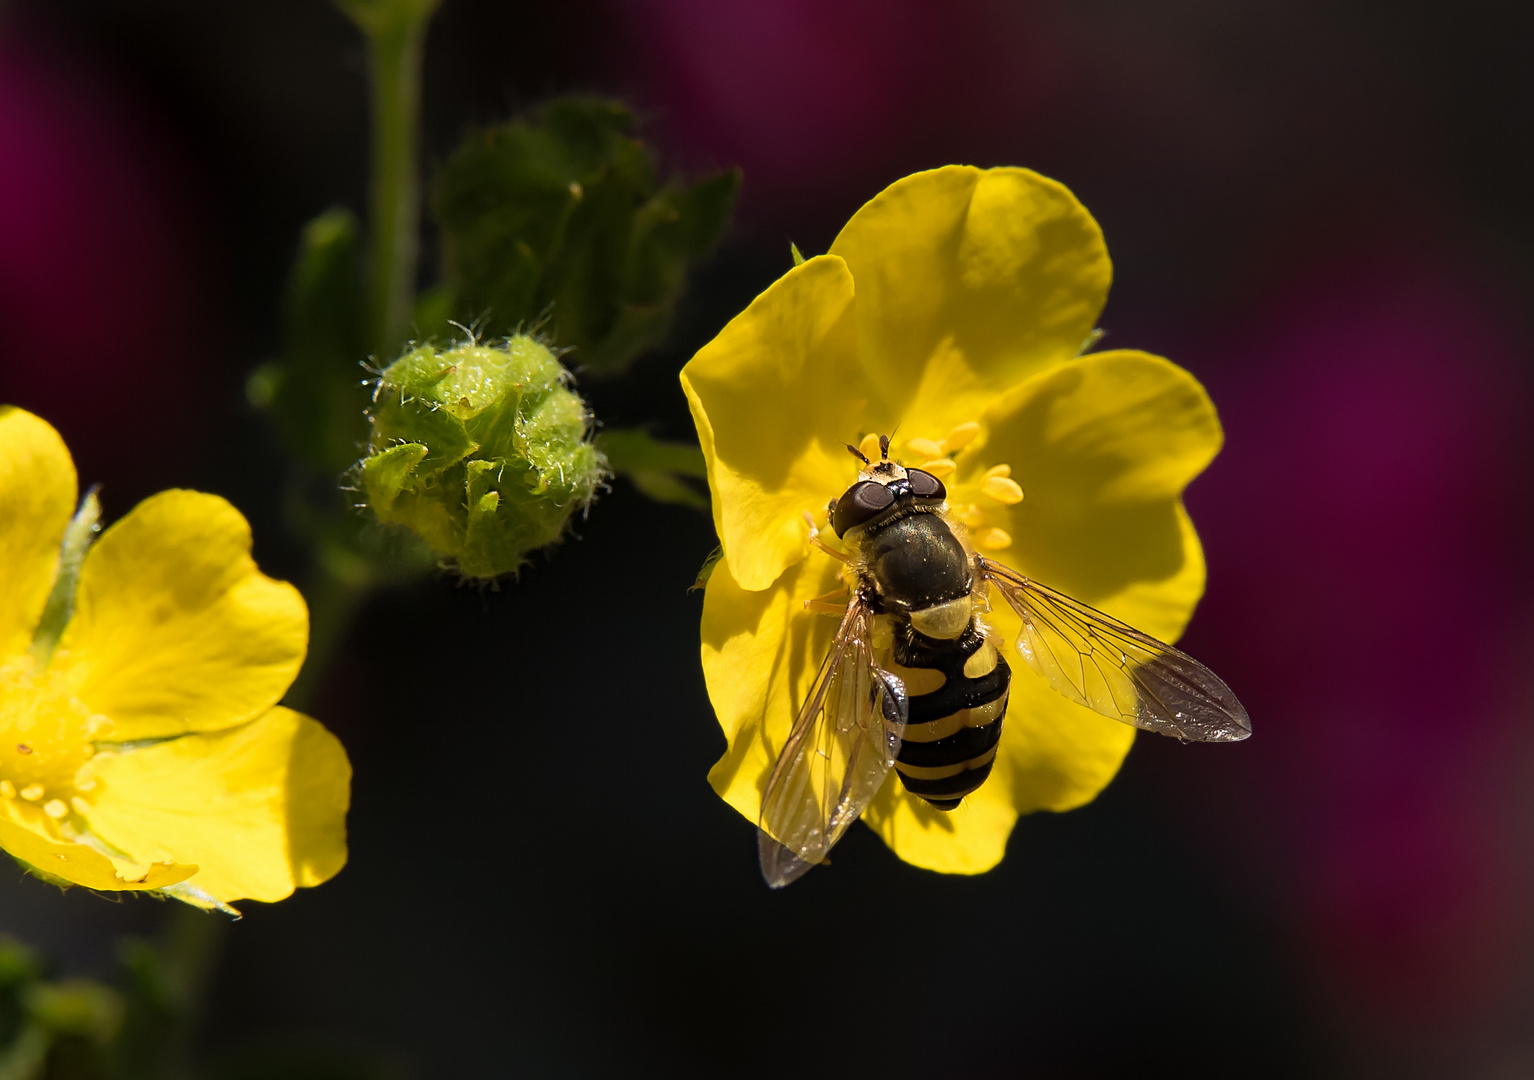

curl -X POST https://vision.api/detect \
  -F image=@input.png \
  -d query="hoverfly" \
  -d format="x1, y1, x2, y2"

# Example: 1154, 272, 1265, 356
758, 435, 1250, 887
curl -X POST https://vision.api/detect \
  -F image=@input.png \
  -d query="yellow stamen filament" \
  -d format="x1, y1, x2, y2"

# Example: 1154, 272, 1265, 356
70, 797, 91, 816
977, 528, 1013, 550
907, 437, 945, 459
946, 422, 981, 451
982, 476, 1024, 505
921, 458, 956, 479
19, 784, 43, 802
43, 799, 68, 820
983, 463, 1012, 479
0, 781, 14, 799
858, 433, 882, 461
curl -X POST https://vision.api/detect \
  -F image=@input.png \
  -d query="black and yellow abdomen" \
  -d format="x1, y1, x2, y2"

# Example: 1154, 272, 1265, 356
887, 621, 1011, 810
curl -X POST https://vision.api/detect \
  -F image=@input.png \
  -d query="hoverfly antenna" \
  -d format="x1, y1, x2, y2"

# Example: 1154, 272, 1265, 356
845, 442, 871, 465
878, 434, 891, 460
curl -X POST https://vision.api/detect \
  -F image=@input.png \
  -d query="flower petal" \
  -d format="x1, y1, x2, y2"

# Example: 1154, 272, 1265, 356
682, 255, 871, 591
83, 707, 350, 903
702, 551, 847, 823
860, 664, 1136, 875
980, 349, 1221, 640
0, 799, 195, 891
0, 408, 76, 657
829, 166, 1110, 413
55, 490, 307, 739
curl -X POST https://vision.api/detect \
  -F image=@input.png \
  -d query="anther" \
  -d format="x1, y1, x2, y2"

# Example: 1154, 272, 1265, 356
946, 422, 981, 451
983, 463, 1011, 479
953, 504, 986, 529
19, 784, 44, 802
907, 437, 944, 459
858, 433, 882, 461
70, 797, 91, 816
977, 528, 1013, 550
921, 458, 956, 479
0, 781, 14, 799
43, 800, 68, 820
981, 475, 1024, 505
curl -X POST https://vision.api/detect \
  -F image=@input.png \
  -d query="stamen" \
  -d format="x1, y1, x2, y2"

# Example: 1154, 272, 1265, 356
983, 463, 1011, 479
0, 781, 14, 799
43, 800, 68, 820
70, 797, 91, 816
946, 422, 981, 451
981, 475, 1024, 505
18, 784, 43, 802
976, 528, 1013, 550
952, 504, 986, 529
907, 437, 945, 459
858, 433, 882, 461
921, 458, 956, 479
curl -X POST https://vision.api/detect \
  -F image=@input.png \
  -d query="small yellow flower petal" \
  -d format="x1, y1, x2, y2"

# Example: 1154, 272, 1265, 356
981, 475, 1025, 505
920, 458, 956, 479
85, 707, 350, 904
981, 349, 1221, 639
829, 167, 1110, 406
0, 408, 77, 657
0, 798, 195, 892
945, 421, 981, 452
55, 491, 308, 739
701, 553, 845, 824
681, 256, 870, 591
906, 437, 945, 459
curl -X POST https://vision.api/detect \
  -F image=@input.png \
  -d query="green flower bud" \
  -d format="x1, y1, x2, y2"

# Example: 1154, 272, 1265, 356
359, 335, 606, 579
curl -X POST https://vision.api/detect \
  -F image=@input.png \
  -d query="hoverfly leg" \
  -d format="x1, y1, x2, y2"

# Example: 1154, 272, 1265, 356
801, 510, 851, 563
804, 588, 851, 617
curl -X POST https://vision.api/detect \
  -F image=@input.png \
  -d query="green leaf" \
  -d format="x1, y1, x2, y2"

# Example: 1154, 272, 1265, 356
597, 428, 708, 508
250, 208, 371, 474
432, 98, 740, 374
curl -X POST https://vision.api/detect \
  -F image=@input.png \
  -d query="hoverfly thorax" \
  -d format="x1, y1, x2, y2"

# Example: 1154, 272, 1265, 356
832, 463, 973, 641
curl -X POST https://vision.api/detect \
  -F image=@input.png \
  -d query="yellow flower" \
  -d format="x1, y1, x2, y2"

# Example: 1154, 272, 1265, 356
0, 407, 350, 911
680, 167, 1223, 875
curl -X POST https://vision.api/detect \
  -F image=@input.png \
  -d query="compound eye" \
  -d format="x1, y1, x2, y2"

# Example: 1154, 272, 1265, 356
831, 481, 895, 536
905, 468, 947, 500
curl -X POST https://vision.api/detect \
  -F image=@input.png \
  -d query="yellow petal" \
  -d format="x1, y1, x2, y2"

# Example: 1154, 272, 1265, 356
682, 255, 871, 591
55, 490, 308, 739
0, 798, 195, 891
701, 551, 848, 823
829, 167, 1110, 417
980, 349, 1222, 641
0, 408, 77, 657
84, 707, 350, 904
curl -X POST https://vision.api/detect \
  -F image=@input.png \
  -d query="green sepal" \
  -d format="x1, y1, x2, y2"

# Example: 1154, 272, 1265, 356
432, 97, 739, 374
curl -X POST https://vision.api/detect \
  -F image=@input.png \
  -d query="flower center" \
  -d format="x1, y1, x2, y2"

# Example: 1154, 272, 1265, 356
893, 422, 1024, 552
0, 655, 104, 829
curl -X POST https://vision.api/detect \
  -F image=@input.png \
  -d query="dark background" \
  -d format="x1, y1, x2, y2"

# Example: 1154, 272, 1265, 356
2, 1, 1533, 1076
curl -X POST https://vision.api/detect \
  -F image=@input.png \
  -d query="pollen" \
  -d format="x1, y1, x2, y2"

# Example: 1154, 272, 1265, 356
19, 784, 43, 802
981, 475, 1024, 505
43, 799, 68, 820
976, 528, 1013, 550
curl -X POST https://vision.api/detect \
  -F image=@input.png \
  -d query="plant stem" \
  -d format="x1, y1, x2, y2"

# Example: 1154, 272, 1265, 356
284, 561, 370, 714
361, 5, 432, 357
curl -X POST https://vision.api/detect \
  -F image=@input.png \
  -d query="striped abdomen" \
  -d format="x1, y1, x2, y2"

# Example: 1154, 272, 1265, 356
888, 621, 1011, 810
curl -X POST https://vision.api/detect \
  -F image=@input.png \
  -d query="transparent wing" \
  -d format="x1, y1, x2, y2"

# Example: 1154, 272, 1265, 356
758, 594, 909, 888
980, 557, 1250, 743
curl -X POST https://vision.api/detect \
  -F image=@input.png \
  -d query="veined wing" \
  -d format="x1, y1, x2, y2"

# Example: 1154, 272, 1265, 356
979, 557, 1250, 743
758, 592, 908, 888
